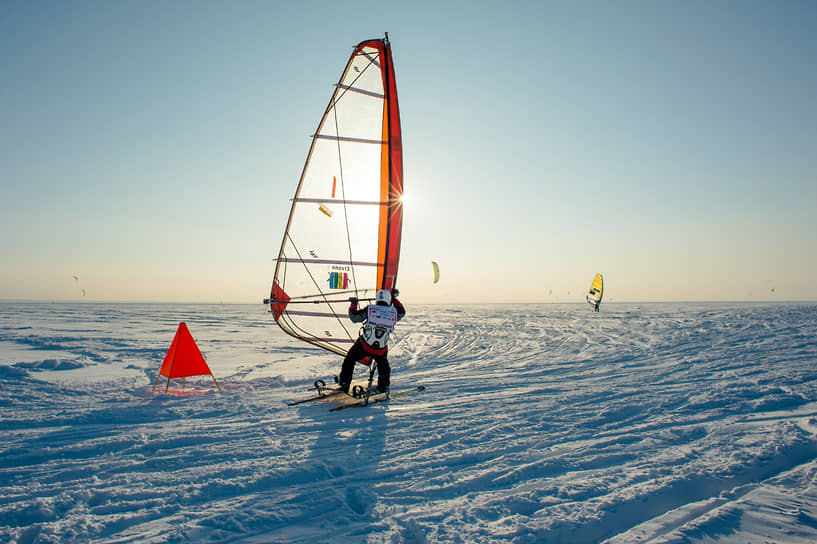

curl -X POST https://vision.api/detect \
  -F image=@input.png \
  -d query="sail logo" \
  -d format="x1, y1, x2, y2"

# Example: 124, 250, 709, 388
328, 271, 349, 290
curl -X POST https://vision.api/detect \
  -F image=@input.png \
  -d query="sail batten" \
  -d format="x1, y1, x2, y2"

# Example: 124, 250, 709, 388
276, 257, 382, 267
335, 84, 385, 99
292, 197, 387, 206
359, 51, 382, 69
312, 134, 387, 145
282, 311, 361, 321
270, 35, 403, 356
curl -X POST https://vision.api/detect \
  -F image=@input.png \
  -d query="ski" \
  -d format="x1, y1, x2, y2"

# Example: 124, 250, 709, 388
287, 389, 344, 406
287, 379, 344, 406
329, 385, 426, 412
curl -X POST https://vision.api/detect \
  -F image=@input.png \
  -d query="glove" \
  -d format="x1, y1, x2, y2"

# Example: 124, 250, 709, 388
348, 297, 358, 304
391, 288, 400, 298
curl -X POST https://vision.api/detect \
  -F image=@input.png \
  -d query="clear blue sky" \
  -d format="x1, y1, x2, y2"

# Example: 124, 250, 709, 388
1, 1, 815, 303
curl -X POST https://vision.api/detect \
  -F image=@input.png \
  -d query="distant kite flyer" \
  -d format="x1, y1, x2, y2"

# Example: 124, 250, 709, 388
72, 275, 86, 297
587, 273, 603, 312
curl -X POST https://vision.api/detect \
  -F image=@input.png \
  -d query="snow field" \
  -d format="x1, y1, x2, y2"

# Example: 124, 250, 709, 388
1, 302, 816, 543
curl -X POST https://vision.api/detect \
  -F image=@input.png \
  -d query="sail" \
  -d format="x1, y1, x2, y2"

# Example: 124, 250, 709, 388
270, 35, 403, 356
586, 273, 603, 306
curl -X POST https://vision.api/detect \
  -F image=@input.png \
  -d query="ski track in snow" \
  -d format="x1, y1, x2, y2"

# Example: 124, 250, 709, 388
1, 302, 816, 543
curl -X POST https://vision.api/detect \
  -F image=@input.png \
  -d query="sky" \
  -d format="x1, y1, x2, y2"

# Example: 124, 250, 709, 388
1, 1, 815, 304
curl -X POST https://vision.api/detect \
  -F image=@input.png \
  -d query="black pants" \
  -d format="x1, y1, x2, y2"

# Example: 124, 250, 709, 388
339, 338, 390, 389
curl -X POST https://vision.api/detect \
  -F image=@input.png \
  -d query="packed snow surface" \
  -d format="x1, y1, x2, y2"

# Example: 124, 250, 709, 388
1, 302, 816, 543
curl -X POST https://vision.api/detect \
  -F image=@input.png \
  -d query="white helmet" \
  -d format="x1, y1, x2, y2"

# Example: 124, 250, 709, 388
375, 289, 392, 305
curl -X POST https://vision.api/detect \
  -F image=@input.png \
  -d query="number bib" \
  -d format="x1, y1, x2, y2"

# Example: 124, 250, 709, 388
362, 305, 398, 349
366, 305, 398, 330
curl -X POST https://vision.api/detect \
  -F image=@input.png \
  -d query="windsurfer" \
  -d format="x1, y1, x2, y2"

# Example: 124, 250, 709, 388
337, 289, 405, 394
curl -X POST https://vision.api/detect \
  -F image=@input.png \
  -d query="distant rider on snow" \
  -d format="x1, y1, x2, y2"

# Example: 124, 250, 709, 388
338, 288, 405, 394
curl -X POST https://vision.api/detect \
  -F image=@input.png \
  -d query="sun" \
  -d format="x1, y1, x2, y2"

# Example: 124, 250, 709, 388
399, 185, 420, 209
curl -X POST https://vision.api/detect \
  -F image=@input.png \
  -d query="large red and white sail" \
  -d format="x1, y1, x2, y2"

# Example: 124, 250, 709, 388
270, 35, 403, 356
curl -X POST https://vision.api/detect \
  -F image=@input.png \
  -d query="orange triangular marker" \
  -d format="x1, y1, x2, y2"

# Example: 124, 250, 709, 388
152, 322, 221, 393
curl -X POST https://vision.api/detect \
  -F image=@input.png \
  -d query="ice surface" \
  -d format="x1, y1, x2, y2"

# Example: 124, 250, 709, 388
1, 301, 816, 543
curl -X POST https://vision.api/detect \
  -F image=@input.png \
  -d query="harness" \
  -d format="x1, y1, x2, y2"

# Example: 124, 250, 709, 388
361, 305, 398, 350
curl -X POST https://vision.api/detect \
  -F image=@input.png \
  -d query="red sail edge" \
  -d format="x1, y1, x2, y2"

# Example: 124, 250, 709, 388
384, 36, 403, 293
269, 281, 290, 320
356, 37, 403, 293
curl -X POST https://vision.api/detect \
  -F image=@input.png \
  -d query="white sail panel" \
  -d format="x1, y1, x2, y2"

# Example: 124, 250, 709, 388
270, 37, 403, 356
